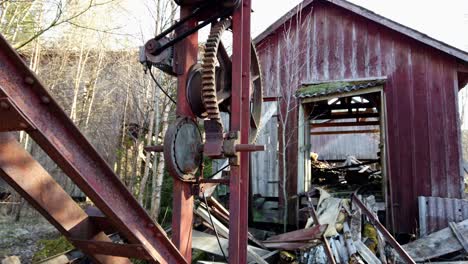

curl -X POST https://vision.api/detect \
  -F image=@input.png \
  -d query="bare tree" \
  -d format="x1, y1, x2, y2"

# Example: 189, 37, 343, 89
268, 4, 308, 231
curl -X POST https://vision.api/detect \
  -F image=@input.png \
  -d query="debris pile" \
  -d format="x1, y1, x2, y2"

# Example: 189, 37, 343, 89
311, 155, 382, 197
256, 188, 415, 264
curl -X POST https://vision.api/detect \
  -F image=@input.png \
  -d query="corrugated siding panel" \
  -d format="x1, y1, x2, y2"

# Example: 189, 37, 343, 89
418, 196, 468, 237
256, 2, 463, 232
310, 133, 379, 161
251, 116, 279, 197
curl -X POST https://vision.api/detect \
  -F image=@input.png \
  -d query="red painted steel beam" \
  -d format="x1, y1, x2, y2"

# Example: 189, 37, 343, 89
0, 133, 129, 264
229, 0, 252, 262
171, 5, 198, 263
0, 34, 186, 264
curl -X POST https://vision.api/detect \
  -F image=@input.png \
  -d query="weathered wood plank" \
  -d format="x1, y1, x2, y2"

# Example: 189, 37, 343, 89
402, 219, 468, 262
192, 230, 270, 263
448, 222, 468, 253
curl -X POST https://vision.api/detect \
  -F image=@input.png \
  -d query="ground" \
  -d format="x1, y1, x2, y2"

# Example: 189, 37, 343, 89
0, 215, 58, 263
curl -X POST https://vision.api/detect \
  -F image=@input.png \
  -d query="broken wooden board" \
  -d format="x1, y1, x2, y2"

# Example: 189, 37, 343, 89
192, 230, 271, 263
402, 219, 468, 262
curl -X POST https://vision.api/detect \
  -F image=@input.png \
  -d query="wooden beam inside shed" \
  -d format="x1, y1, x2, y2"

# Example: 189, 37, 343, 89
310, 129, 380, 135
313, 112, 380, 120
310, 121, 379, 128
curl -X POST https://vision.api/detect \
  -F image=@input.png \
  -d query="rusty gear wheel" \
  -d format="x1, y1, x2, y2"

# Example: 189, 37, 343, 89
187, 18, 263, 143
201, 19, 232, 125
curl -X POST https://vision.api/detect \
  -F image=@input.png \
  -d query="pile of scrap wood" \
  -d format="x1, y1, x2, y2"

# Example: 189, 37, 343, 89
260, 188, 415, 264
192, 197, 278, 263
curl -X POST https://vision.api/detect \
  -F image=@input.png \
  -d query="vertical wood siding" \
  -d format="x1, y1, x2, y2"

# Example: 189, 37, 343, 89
256, 2, 463, 233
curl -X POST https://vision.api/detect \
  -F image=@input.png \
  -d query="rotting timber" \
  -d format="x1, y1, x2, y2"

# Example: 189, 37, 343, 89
0, 0, 264, 263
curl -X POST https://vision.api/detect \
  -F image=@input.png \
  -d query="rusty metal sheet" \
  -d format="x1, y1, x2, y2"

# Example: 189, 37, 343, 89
418, 196, 468, 237
0, 33, 186, 264
264, 224, 327, 243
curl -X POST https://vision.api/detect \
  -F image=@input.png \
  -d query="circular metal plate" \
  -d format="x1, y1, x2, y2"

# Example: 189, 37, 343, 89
164, 117, 203, 182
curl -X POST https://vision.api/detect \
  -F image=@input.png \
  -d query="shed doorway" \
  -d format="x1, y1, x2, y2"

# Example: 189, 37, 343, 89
296, 78, 391, 228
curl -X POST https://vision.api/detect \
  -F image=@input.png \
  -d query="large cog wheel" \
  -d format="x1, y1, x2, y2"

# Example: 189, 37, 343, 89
187, 18, 263, 143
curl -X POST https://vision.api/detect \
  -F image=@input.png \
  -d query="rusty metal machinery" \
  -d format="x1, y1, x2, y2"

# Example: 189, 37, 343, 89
143, 11, 264, 180
0, 0, 258, 263
142, 0, 263, 262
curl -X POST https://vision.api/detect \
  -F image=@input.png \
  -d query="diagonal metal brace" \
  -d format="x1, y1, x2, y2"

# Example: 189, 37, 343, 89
0, 33, 186, 264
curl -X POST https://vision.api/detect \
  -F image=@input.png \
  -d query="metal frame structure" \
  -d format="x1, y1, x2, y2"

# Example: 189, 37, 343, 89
0, 0, 255, 263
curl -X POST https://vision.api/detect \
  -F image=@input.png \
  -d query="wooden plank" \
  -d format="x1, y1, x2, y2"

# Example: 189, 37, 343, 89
402, 219, 468, 262
310, 121, 379, 128
192, 230, 270, 263
194, 207, 269, 264
310, 129, 379, 135
448, 222, 468, 253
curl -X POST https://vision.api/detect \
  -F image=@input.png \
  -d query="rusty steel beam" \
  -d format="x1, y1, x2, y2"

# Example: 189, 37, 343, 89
171, 5, 198, 263
0, 34, 185, 264
0, 133, 129, 264
229, 0, 252, 262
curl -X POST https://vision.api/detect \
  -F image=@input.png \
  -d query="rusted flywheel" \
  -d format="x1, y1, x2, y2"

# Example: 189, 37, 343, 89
186, 18, 263, 143
163, 117, 203, 182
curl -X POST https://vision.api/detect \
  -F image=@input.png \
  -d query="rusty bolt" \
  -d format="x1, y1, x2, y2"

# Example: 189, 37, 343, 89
24, 76, 34, 85
145, 39, 161, 55
0, 101, 9, 109
19, 122, 28, 129
147, 223, 155, 228
41, 96, 50, 104
137, 247, 143, 251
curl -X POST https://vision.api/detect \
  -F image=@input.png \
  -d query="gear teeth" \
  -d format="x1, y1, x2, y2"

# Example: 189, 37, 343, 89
201, 19, 231, 124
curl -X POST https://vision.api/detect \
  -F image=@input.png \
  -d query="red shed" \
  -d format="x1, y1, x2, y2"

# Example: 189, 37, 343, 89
253, 0, 468, 233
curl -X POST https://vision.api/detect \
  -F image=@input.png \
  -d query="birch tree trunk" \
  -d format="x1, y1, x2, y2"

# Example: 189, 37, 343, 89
150, 97, 171, 220
138, 85, 157, 204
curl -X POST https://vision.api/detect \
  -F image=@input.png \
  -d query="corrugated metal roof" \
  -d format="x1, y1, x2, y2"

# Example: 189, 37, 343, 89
296, 77, 386, 98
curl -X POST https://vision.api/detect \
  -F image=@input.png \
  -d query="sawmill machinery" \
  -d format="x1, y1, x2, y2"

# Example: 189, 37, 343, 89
140, 0, 264, 262
0, 0, 260, 263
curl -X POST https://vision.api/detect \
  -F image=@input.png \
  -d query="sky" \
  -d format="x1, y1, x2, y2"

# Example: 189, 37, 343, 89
119, 0, 468, 128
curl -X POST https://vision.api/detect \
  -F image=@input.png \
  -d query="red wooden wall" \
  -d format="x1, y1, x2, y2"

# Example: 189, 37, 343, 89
256, 1, 464, 233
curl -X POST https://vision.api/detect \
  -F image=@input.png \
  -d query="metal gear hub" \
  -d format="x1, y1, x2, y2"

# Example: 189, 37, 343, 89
163, 117, 203, 182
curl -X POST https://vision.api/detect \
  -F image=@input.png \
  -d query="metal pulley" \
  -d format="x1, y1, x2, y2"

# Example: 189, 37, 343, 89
163, 117, 203, 182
